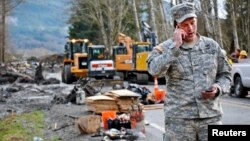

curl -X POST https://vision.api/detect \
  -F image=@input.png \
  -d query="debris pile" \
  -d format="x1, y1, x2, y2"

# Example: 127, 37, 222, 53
0, 54, 63, 85
104, 89, 141, 113
86, 95, 118, 113
85, 89, 140, 113
127, 84, 151, 104
0, 55, 163, 140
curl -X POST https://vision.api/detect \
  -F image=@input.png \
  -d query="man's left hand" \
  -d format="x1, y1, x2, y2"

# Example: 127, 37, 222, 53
202, 85, 218, 99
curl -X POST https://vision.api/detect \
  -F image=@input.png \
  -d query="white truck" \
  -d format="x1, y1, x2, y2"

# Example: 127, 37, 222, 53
231, 59, 250, 98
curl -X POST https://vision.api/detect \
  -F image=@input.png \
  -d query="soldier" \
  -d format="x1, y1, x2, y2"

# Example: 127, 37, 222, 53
147, 2, 232, 141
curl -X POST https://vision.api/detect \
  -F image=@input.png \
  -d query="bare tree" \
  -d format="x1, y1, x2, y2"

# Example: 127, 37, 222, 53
238, 0, 249, 52
149, 0, 158, 44
0, 0, 6, 63
159, 0, 168, 39
0, 0, 24, 63
213, 0, 223, 48
229, 0, 239, 49
132, 0, 142, 41
71, 0, 130, 55
200, 0, 213, 38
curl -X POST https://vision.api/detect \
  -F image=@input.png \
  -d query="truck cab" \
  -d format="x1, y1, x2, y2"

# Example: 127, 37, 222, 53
231, 59, 250, 98
87, 45, 115, 78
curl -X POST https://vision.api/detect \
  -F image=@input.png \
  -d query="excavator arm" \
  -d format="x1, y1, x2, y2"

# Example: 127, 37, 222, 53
141, 21, 157, 47
118, 33, 133, 55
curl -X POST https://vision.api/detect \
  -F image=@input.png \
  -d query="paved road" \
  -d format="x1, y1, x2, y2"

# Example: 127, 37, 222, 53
143, 94, 250, 141
51, 72, 250, 140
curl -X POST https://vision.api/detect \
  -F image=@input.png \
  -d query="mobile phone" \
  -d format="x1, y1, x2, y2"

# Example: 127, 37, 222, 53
205, 88, 213, 92
182, 34, 186, 40
205, 90, 213, 92
177, 26, 186, 40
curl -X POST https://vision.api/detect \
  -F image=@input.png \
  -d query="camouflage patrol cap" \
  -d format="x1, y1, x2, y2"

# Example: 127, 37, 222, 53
171, 2, 197, 23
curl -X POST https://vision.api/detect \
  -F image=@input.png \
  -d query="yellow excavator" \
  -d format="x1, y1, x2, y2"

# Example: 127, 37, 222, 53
113, 21, 159, 84
113, 33, 152, 84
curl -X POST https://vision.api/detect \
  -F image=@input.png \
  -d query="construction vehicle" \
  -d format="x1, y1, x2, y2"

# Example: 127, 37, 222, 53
113, 21, 159, 84
113, 33, 153, 84
62, 39, 116, 84
62, 38, 89, 84
87, 45, 115, 79
141, 21, 157, 47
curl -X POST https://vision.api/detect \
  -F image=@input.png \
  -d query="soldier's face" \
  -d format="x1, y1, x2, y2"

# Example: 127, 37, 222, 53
177, 17, 197, 42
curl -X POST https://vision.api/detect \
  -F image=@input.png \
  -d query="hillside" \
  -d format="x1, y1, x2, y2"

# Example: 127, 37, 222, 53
7, 0, 71, 57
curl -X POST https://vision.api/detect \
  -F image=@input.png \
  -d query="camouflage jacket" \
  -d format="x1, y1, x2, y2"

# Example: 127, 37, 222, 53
147, 35, 232, 119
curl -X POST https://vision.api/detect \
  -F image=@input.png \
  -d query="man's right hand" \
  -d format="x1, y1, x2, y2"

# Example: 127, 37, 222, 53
173, 26, 187, 48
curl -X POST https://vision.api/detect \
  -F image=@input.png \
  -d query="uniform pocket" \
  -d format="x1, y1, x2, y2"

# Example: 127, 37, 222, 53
178, 55, 192, 76
169, 59, 186, 78
201, 54, 217, 77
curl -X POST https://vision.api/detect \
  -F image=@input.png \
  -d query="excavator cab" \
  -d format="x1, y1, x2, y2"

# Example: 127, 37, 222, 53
88, 45, 106, 60
113, 34, 152, 83
132, 42, 151, 71
112, 46, 128, 64
113, 46, 128, 55
133, 43, 151, 54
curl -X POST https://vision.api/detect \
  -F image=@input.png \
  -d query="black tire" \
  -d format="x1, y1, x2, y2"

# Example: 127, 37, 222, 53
228, 86, 234, 96
64, 65, 73, 84
137, 73, 149, 84
61, 68, 65, 83
115, 72, 124, 80
234, 76, 248, 98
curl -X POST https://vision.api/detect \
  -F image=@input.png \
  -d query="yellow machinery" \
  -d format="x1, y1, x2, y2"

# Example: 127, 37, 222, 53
62, 39, 116, 84
113, 33, 152, 83
62, 38, 89, 84
113, 21, 159, 84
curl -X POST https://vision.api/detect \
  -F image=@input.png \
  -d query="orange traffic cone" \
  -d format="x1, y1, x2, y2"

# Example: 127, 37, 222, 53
154, 77, 166, 101
154, 77, 158, 92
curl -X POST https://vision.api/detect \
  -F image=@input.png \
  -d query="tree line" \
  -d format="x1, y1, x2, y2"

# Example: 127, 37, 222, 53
0, 0, 249, 63
68, 0, 250, 57
0, 0, 24, 63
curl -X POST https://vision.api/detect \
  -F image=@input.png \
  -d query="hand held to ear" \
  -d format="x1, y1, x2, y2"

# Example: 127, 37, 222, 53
173, 26, 187, 48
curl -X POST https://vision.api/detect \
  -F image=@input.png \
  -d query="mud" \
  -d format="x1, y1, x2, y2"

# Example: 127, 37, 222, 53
0, 68, 158, 140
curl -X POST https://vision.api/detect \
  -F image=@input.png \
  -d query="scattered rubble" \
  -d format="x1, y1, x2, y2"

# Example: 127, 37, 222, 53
0, 56, 162, 140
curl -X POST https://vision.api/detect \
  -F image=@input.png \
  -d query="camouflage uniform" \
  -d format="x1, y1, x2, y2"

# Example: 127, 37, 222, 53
148, 2, 232, 140
164, 116, 222, 141
147, 35, 232, 140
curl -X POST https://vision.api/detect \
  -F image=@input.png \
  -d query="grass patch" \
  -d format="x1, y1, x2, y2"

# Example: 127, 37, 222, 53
49, 136, 61, 141
0, 111, 45, 141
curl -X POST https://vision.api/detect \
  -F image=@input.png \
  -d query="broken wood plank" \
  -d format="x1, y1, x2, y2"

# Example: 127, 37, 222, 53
142, 104, 163, 110
106, 89, 141, 97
